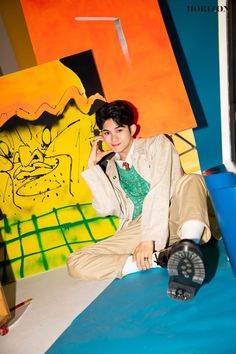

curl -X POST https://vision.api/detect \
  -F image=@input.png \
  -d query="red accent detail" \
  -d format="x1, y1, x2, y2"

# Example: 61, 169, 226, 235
0, 324, 9, 336
122, 162, 130, 171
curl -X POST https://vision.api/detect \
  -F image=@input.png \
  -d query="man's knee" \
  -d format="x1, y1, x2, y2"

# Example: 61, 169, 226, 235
180, 173, 203, 184
176, 173, 206, 195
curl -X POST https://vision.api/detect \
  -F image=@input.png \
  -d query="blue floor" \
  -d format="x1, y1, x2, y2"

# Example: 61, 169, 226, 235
47, 239, 236, 354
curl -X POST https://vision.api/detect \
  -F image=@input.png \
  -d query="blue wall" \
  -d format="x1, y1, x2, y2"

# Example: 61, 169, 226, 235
159, 0, 222, 171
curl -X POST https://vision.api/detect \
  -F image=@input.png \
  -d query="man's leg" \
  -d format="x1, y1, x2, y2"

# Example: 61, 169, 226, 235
169, 173, 211, 244
166, 174, 211, 300
67, 218, 141, 280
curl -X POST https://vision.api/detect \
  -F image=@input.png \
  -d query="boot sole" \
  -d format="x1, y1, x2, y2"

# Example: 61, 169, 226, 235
167, 242, 205, 301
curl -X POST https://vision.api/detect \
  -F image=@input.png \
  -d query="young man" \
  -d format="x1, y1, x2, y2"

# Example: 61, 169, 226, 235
67, 100, 211, 301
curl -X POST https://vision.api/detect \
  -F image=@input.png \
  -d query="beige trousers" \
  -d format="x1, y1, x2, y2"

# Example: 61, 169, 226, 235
67, 174, 211, 280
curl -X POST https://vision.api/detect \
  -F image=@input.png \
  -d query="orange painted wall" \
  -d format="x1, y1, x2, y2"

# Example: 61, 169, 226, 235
20, 0, 196, 137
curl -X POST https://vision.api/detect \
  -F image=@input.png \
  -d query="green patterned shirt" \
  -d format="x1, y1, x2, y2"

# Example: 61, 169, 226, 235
116, 164, 150, 220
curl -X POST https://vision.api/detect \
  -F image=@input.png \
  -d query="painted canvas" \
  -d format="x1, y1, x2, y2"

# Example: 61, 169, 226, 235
0, 50, 118, 282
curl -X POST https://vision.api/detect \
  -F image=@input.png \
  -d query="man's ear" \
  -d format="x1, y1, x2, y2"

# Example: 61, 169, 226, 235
130, 124, 137, 137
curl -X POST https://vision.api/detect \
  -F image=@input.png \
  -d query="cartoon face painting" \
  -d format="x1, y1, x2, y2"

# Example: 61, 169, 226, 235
0, 52, 105, 219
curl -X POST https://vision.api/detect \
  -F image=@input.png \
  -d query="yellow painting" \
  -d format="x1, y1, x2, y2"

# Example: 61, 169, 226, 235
0, 51, 120, 282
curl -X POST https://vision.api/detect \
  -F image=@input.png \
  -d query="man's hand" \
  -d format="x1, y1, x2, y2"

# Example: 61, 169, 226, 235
88, 136, 112, 168
132, 240, 154, 270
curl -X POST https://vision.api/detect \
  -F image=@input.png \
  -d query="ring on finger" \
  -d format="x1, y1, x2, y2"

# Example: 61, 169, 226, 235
144, 257, 149, 261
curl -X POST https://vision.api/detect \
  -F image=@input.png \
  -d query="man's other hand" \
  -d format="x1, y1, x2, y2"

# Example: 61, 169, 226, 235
132, 240, 154, 270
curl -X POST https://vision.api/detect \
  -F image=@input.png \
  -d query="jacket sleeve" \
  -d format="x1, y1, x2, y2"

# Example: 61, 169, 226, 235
81, 165, 122, 217
141, 135, 183, 250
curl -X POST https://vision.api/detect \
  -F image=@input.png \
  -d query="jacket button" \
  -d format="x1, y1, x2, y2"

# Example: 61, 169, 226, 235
113, 176, 117, 179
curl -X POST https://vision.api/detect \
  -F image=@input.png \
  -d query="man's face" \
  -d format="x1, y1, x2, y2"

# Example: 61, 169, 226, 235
102, 119, 136, 160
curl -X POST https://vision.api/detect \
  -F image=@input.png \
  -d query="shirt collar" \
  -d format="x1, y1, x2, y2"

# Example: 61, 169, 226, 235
115, 140, 134, 168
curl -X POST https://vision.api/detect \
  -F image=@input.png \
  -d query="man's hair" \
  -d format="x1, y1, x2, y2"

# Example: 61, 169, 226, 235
96, 100, 135, 130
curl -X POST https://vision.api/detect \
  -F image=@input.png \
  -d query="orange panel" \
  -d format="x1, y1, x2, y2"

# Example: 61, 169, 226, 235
20, 0, 196, 136
0, 58, 104, 126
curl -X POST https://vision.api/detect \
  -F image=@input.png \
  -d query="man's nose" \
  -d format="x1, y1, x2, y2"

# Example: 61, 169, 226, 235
111, 134, 118, 143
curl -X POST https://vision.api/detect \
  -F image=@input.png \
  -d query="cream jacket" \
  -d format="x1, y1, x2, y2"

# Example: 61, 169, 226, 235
81, 135, 184, 251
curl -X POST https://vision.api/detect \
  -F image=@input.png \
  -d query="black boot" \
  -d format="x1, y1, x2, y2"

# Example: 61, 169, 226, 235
166, 239, 205, 301
154, 246, 172, 268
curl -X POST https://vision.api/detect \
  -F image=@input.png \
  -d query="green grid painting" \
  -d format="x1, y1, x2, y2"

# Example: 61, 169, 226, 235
0, 203, 118, 283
